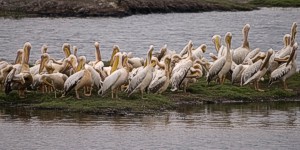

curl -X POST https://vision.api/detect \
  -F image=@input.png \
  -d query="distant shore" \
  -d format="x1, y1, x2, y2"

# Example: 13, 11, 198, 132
0, 0, 260, 18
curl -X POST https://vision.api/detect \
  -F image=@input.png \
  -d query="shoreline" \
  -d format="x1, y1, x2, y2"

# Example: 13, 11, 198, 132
0, 0, 260, 18
0, 74, 299, 116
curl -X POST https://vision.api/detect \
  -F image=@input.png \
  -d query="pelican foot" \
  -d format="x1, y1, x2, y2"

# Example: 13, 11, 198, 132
257, 89, 265, 92
284, 88, 293, 92
84, 93, 92, 97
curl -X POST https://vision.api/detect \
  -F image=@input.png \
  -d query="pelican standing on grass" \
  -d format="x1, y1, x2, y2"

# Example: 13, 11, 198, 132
269, 43, 298, 91
232, 24, 251, 65
207, 32, 233, 85
170, 40, 194, 91
148, 56, 172, 94
99, 54, 130, 99
242, 49, 274, 91
5, 42, 33, 98
127, 45, 155, 99
61, 56, 93, 99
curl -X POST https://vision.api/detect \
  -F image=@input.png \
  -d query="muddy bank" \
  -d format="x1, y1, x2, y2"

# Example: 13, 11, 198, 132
0, 0, 256, 17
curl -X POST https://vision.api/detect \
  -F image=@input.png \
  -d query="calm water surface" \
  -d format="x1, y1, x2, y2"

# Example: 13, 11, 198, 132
1, 8, 300, 149
0, 8, 299, 67
0, 101, 300, 149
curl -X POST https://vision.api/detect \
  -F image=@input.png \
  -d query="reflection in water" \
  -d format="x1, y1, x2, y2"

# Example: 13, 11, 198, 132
0, 101, 300, 149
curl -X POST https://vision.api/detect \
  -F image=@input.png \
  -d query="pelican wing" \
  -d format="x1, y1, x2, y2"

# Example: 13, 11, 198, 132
170, 60, 193, 91
207, 57, 226, 82
100, 70, 122, 95
86, 65, 102, 89
127, 67, 149, 94
231, 64, 244, 83
4, 68, 16, 94
241, 60, 262, 84
269, 63, 292, 84
64, 70, 84, 94
149, 74, 167, 93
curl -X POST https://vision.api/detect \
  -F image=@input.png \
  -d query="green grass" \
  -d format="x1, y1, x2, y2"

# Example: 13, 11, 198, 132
0, 73, 299, 115
250, 0, 300, 7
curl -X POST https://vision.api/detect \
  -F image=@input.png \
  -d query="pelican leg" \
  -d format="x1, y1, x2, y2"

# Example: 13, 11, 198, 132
84, 86, 92, 97
18, 89, 25, 98
283, 80, 293, 91
75, 89, 81, 99
141, 89, 147, 99
111, 89, 114, 99
256, 81, 264, 92
115, 89, 119, 99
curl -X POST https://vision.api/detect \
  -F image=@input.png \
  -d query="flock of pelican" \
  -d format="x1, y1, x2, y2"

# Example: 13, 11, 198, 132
0, 22, 298, 99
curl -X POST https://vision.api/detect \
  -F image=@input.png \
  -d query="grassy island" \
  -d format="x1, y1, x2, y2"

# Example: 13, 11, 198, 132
0, 73, 299, 115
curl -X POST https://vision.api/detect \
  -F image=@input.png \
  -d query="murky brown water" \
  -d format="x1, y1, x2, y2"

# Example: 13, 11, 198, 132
0, 101, 300, 149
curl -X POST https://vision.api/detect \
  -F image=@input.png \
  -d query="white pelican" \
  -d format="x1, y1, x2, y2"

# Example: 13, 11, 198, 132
269, 43, 298, 91
207, 32, 232, 85
73, 46, 78, 58
232, 24, 251, 64
98, 54, 130, 99
34, 44, 48, 65
127, 45, 155, 98
4, 42, 33, 98
0, 65, 13, 89
170, 40, 194, 91
40, 73, 68, 98
181, 63, 203, 92
88, 42, 104, 71
242, 49, 274, 91
148, 55, 171, 94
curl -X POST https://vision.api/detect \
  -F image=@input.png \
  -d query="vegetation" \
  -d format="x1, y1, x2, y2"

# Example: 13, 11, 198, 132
0, 73, 299, 115
250, 0, 300, 7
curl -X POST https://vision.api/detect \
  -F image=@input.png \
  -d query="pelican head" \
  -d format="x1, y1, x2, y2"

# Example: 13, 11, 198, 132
66, 54, 78, 71
283, 34, 291, 47
243, 24, 251, 33
22, 42, 32, 65
160, 44, 167, 54
225, 32, 232, 48
73, 46, 78, 57
15, 49, 23, 64
41, 44, 48, 54
287, 42, 298, 66
200, 44, 207, 53
94, 42, 100, 48
212, 35, 221, 52
150, 57, 157, 67
111, 52, 122, 73
76, 56, 86, 72
39, 53, 50, 74
62, 43, 71, 58
291, 22, 297, 42
110, 45, 120, 66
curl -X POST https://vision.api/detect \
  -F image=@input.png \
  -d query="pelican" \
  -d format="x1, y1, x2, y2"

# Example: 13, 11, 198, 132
0, 64, 13, 89
88, 42, 104, 71
99, 54, 130, 99
181, 63, 203, 92
148, 55, 171, 94
232, 24, 251, 64
127, 45, 155, 98
242, 49, 274, 91
269, 43, 298, 91
40, 73, 68, 98
34, 44, 48, 65
207, 32, 232, 85
73, 46, 78, 58
62, 43, 71, 59
170, 40, 194, 91
4, 42, 33, 98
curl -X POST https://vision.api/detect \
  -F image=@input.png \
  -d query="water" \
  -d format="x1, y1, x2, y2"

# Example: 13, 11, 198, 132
0, 8, 299, 67
0, 101, 300, 149
1, 8, 300, 149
